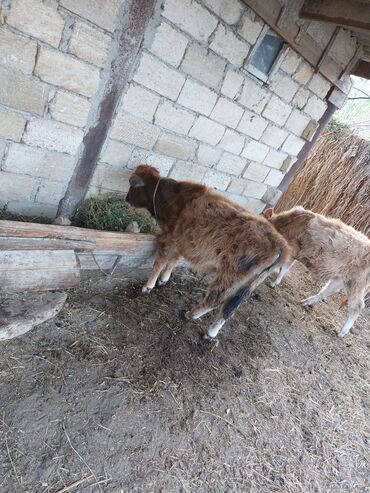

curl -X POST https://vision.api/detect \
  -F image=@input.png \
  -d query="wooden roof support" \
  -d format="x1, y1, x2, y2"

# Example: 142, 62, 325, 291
300, 0, 370, 31
55, 0, 156, 222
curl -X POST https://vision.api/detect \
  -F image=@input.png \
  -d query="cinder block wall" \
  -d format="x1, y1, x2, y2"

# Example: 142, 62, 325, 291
0, 0, 123, 217
0, 0, 332, 217
90, 0, 331, 213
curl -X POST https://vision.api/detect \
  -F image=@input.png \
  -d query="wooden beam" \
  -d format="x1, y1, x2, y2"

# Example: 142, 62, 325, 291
352, 59, 370, 78
0, 250, 80, 293
300, 0, 370, 31
56, 0, 156, 221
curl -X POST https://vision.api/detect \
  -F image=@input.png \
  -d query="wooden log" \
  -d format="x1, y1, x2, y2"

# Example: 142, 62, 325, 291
0, 250, 80, 293
0, 237, 95, 251
0, 220, 156, 252
0, 291, 67, 340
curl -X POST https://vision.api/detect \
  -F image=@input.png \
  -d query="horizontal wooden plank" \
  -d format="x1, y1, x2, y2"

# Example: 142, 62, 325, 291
0, 250, 80, 293
0, 237, 95, 251
0, 220, 156, 252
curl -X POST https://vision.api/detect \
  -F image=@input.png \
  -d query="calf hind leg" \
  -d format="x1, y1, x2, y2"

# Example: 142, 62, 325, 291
302, 278, 343, 306
338, 291, 365, 338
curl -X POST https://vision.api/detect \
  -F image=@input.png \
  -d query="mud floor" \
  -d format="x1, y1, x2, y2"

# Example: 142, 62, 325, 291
0, 263, 369, 493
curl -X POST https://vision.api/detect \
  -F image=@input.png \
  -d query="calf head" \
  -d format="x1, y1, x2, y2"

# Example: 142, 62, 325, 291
126, 165, 160, 211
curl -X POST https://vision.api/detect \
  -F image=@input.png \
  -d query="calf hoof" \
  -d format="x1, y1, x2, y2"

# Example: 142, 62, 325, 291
157, 280, 167, 287
142, 286, 152, 294
202, 334, 214, 342
269, 282, 276, 289
184, 310, 193, 320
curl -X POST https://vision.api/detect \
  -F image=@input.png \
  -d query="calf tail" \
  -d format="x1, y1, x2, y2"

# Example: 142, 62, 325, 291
222, 250, 285, 319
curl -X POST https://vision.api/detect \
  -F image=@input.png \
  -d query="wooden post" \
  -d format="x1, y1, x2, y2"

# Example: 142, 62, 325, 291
55, 0, 156, 222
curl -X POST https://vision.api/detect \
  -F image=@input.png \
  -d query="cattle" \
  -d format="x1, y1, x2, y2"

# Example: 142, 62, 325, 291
264, 206, 370, 337
126, 165, 291, 340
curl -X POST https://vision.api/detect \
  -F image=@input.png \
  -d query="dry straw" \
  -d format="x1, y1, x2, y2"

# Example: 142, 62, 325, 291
276, 130, 370, 236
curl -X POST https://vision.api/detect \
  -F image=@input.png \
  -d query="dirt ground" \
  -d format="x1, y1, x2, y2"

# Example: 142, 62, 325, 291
0, 263, 369, 493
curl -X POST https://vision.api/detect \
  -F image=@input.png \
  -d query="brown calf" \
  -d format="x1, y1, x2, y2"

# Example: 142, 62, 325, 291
264, 206, 370, 337
126, 165, 291, 340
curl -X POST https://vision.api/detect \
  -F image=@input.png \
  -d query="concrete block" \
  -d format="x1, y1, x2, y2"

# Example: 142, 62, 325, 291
196, 144, 222, 167
178, 79, 217, 116
263, 149, 287, 170
189, 116, 225, 145
203, 169, 231, 191
225, 192, 265, 213
90, 164, 131, 193
270, 71, 299, 103
170, 161, 207, 182
163, 0, 218, 43
35, 47, 100, 98
221, 69, 243, 99
100, 140, 132, 167
133, 52, 185, 101
238, 77, 270, 113
181, 43, 226, 90
121, 84, 160, 122
293, 61, 314, 85
35, 180, 66, 205
0, 26, 37, 74
261, 125, 288, 149
50, 91, 91, 128
280, 49, 301, 74
262, 95, 292, 126
285, 109, 311, 137
0, 171, 34, 201
5, 200, 57, 217
238, 11, 263, 44
237, 110, 268, 139
210, 97, 244, 129
227, 178, 246, 195
69, 20, 111, 68
263, 186, 282, 206
308, 73, 331, 99
281, 134, 305, 156
242, 140, 269, 163
304, 95, 327, 121
280, 155, 296, 173
243, 162, 270, 182
243, 180, 267, 199
24, 119, 83, 154
203, 0, 244, 24
60, 0, 121, 32
111, 113, 160, 150
292, 87, 310, 109
7, 0, 64, 47
127, 148, 175, 176
149, 22, 188, 68
210, 25, 250, 68
0, 108, 26, 142
155, 132, 195, 160
154, 101, 195, 135
0, 66, 48, 116
264, 169, 284, 187
218, 129, 244, 155
216, 152, 246, 176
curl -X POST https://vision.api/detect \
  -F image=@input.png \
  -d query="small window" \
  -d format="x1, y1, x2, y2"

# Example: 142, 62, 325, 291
245, 27, 287, 82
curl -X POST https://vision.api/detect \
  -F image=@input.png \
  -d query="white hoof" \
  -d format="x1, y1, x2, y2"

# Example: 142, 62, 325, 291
269, 281, 276, 289
142, 286, 152, 294
338, 329, 349, 338
203, 334, 214, 341
157, 280, 167, 286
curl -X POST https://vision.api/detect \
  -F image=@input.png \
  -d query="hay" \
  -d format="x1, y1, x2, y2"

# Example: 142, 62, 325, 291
276, 129, 370, 236
72, 196, 159, 234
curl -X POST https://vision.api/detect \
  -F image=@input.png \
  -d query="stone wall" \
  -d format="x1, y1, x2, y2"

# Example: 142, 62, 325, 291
0, 0, 124, 217
0, 0, 350, 217
90, 0, 332, 213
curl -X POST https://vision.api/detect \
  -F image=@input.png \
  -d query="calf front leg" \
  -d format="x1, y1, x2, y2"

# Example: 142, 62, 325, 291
338, 289, 365, 338
142, 236, 176, 293
270, 260, 294, 288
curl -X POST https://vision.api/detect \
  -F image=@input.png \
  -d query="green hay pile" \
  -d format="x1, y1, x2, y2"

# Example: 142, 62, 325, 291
72, 196, 159, 234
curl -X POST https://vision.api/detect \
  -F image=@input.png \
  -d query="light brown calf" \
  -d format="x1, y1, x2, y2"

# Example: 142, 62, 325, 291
264, 206, 370, 337
126, 165, 291, 340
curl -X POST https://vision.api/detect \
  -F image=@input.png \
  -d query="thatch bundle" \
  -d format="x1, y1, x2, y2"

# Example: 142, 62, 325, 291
276, 130, 370, 236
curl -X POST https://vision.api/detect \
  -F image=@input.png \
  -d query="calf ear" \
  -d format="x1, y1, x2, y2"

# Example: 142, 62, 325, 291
264, 208, 274, 218
129, 174, 144, 188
